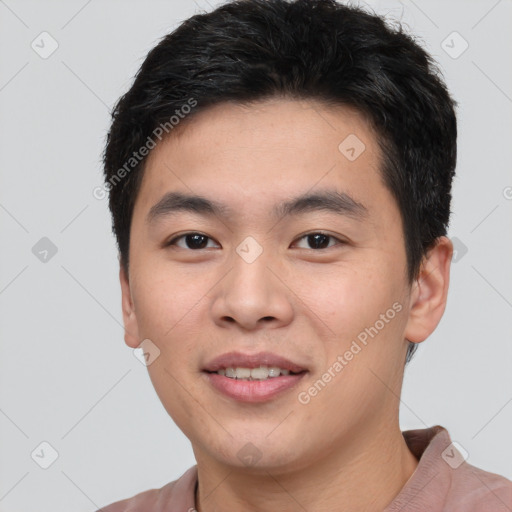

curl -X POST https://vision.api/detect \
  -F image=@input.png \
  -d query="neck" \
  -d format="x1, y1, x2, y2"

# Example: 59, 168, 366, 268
194, 417, 419, 512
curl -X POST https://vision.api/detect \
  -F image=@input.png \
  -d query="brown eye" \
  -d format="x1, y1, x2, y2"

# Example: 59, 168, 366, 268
166, 232, 219, 250
293, 232, 344, 250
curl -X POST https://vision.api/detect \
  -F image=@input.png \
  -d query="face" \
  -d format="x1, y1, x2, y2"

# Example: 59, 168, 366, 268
120, 98, 451, 473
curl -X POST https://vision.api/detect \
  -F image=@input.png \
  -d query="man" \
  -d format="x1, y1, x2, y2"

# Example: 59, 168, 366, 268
97, 0, 512, 510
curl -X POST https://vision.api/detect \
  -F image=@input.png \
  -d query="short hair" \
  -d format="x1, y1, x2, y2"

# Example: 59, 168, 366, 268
102, 0, 458, 365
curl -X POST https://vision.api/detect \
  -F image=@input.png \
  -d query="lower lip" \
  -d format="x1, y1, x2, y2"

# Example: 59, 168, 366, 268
203, 372, 307, 402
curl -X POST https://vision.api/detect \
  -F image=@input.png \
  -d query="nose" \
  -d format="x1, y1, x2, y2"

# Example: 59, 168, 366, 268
210, 245, 294, 331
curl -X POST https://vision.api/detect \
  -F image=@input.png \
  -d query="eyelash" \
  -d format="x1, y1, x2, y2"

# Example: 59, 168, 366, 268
164, 231, 346, 251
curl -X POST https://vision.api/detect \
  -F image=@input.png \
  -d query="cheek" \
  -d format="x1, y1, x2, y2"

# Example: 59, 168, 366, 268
296, 263, 389, 334
131, 264, 206, 340
297, 261, 405, 372
146, 356, 200, 437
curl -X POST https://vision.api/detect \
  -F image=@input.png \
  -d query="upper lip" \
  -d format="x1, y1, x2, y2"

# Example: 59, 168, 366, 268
203, 351, 307, 373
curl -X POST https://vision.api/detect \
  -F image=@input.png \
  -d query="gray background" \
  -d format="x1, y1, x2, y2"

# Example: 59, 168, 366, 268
0, 0, 511, 510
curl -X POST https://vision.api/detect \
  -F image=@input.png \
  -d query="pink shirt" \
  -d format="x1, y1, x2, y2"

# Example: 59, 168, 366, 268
97, 425, 512, 511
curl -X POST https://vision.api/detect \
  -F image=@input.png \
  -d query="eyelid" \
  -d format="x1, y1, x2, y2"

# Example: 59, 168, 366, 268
165, 231, 347, 250
165, 231, 219, 248
292, 231, 346, 249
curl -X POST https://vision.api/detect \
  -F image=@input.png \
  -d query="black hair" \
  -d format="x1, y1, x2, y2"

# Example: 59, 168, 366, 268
103, 0, 457, 365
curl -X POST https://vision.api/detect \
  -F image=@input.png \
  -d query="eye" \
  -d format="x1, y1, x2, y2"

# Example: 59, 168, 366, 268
292, 232, 345, 250
164, 231, 345, 251
165, 232, 219, 250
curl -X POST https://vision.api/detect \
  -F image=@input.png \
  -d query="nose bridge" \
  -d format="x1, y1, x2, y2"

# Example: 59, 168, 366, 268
211, 235, 292, 328
229, 235, 273, 302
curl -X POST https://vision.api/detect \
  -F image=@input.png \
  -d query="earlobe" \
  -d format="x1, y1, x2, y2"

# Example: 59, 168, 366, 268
119, 264, 141, 349
404, 236, 453, 344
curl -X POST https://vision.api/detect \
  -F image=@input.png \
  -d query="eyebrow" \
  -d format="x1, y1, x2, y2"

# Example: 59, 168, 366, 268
146, 189, 369, 226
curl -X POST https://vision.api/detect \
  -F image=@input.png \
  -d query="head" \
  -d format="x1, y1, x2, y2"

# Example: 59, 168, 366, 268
103, 0, 456, 472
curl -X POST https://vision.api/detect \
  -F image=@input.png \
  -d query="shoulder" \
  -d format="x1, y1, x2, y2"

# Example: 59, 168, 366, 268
446, 460, 512, 511
96, 483, 172, 512
95, 465, 198, 512
389, 426, 512, 511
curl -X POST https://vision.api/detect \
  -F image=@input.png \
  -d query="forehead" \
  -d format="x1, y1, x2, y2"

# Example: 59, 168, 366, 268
134, 98, 392, 225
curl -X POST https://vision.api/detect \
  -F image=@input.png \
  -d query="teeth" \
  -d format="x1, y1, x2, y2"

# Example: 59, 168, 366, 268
216, 366, 294, 380
268, 367, 280, 377
250, 367, 269, 379
235, 367, 252, 379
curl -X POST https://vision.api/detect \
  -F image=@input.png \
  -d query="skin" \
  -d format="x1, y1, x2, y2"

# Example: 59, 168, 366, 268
119, 98, 453, 512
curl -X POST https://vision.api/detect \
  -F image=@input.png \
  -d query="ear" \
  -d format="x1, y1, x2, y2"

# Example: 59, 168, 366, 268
119, 263, 141, 348
404, 236, 453, 344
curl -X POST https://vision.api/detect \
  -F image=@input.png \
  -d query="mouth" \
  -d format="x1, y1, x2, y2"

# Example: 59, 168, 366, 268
202, 351, 308, 402
202, 350, 307, 375
204, 366, 305, 379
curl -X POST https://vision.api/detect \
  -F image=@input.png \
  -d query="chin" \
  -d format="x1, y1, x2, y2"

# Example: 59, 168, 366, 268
210, 435, 305, 472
